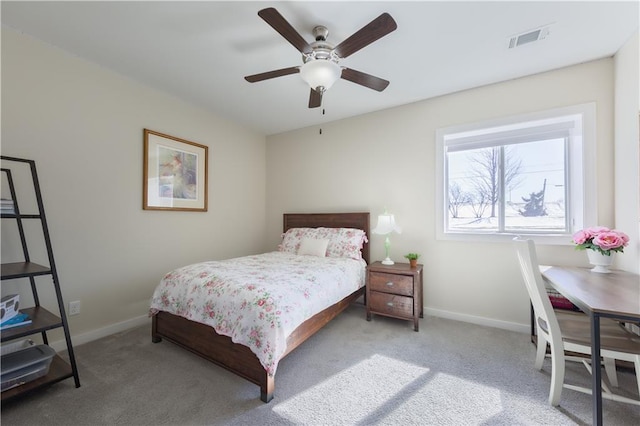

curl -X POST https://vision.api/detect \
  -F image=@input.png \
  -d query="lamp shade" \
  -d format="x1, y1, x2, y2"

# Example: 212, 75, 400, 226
300, 59, 341, 91
372, 213, 402, 235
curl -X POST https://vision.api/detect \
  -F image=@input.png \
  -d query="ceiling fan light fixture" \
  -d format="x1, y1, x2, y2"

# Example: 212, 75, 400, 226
300, 59, 341, 92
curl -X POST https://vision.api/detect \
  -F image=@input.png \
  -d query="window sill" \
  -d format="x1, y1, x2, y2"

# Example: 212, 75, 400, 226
436, 231, 573, 245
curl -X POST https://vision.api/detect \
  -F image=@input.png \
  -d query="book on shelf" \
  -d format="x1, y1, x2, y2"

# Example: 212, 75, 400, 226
1, 198, 15, 215
0, 312, 32, 330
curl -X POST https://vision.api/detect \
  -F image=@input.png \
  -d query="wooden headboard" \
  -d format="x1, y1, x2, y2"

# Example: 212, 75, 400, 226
283, 212, 370, 264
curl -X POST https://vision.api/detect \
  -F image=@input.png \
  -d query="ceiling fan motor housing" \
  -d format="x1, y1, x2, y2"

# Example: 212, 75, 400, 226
303, 26, 338, 64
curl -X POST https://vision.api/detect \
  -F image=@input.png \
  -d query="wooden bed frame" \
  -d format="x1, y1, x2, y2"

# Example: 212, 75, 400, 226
151, 212, 370, 402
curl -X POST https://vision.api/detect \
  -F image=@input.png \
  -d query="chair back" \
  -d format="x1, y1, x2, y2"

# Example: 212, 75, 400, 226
513, 237, 563, 351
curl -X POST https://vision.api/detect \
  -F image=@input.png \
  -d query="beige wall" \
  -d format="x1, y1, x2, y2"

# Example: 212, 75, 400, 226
266, 58, 621, 331
2, 24, 635, 343
614, 31, 640, 273
1, 28, 267, 345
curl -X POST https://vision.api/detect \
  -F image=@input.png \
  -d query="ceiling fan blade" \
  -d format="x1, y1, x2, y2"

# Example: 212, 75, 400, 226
341, 68, 389, 92
333, 13, 397, 59
258, 8, 312, 55
244, 66, 300, 83
308, 89, 322, 108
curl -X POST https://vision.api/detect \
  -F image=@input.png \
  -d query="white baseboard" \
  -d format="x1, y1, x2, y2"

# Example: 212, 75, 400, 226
46, 308, 528, 353
424, 307, 529, 334
49, 315, 151, 352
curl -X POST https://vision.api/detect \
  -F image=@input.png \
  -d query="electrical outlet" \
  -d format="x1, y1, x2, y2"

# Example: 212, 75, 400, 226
69, 300, 81, 316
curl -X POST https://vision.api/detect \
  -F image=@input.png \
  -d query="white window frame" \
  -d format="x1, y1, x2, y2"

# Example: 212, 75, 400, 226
435, 103, 597, 245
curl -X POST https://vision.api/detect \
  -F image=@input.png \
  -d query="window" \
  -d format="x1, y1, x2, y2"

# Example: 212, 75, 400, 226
435, 103, 596, 244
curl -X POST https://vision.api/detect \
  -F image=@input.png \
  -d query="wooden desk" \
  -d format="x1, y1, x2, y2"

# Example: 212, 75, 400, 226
540, 266, 640, 426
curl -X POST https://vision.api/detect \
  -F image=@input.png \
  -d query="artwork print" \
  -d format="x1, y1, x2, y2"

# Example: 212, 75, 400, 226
157, 146, 198, 200
143, 129, 208, 211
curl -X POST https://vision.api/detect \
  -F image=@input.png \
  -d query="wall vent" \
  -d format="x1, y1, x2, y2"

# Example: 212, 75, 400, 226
508, 25, 550, 49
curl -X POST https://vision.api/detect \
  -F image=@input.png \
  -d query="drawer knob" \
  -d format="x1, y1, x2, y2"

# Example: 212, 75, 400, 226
386, 302, 394, 307
386, 282, 394, 287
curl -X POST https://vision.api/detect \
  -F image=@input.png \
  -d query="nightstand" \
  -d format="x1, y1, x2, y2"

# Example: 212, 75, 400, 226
366, 261, 424, 331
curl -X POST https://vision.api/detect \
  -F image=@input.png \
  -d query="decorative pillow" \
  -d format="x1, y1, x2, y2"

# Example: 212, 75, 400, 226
320, 227, 368, 260
278, 227, 367, 260
278, 228, 317, 253
297, 238, 329, 257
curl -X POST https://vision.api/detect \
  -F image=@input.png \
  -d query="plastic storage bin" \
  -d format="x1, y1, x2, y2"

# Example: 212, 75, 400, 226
0, 339, 35, 357
1, 344, 55, 391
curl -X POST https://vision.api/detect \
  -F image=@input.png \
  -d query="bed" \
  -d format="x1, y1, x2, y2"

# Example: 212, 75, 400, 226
150, 212, 370, 402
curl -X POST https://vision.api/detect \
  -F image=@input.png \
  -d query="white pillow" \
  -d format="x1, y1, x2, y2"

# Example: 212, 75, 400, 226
297, 238, 329, 257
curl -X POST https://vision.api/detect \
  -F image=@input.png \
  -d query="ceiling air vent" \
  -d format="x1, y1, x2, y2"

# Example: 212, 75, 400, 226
508, 25, 550, 49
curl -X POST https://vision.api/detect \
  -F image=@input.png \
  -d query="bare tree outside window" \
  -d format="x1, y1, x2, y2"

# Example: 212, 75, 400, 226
469, 147, 522, 217
470, 192, 490, 219
448, 182, 470, 218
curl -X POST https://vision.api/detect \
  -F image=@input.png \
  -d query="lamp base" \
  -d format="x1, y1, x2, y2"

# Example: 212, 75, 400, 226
381, 257, 395, 265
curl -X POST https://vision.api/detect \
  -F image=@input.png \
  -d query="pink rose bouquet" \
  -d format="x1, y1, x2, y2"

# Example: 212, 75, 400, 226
572, 226, 629, 256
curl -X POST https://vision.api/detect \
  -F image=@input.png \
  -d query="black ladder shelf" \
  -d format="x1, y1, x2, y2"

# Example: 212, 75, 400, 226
1, 156, 80, 400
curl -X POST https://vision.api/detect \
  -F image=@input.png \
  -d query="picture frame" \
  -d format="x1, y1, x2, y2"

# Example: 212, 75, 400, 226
143, 129, 208, 211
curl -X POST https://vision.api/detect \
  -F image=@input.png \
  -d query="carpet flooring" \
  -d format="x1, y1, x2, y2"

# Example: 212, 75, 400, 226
2, 303, 639, 425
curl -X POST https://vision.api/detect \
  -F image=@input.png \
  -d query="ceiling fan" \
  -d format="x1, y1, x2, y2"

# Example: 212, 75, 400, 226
244, 8, 397, 108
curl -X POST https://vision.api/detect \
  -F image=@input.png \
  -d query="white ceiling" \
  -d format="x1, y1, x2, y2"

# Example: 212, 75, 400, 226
2, 1, 638, 135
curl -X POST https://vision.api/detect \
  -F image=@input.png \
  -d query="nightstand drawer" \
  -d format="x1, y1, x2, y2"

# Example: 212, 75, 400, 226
369, 291, 414, 318
369, 272, 414, 296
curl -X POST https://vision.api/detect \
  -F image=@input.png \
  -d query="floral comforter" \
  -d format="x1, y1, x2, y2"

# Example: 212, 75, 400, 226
149, 252, 366, 375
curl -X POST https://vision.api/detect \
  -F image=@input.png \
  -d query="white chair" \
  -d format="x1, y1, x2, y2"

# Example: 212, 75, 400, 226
513, 237, 640, 406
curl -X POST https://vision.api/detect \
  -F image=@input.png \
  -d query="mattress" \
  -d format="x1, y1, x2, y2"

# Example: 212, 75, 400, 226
149, 251, 366, 374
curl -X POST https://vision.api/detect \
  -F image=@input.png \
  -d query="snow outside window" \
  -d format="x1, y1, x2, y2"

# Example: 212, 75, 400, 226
435, 103, 597, 245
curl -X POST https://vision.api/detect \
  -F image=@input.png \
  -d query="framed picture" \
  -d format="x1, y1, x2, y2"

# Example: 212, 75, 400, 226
143, 129, 208, 211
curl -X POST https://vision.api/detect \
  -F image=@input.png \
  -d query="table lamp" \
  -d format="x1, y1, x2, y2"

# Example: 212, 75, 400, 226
372, 211, 402, 265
